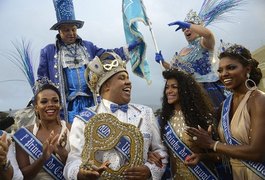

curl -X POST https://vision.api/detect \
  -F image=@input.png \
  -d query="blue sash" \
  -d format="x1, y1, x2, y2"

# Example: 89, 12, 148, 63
13, 127, 65, 180
76, 108, 131, 160
164, 122, 218, 180
0, 130, 3, 136
222, 94, 265, 178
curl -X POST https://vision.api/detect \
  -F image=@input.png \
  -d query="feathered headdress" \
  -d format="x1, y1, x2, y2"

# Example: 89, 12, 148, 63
185, 0, 246, 26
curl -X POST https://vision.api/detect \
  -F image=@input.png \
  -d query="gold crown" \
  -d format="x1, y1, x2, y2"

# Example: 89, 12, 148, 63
85, 52, 127, 94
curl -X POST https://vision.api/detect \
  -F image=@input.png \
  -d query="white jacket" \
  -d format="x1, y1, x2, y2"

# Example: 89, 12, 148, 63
63, 99, 168, 180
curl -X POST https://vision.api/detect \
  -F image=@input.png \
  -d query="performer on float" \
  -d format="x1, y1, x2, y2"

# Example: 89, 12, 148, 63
14, 79, 70, 180
38, 0, 141, 123
64, 52, 168, 179
154, 0, 245, 111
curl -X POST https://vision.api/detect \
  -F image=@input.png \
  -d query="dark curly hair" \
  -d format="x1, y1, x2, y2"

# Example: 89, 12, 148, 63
218, 44, 262, 87
160, 69, 214, 131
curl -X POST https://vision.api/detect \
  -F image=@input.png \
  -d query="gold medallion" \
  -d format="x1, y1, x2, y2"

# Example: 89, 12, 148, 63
80, 113, 144, 179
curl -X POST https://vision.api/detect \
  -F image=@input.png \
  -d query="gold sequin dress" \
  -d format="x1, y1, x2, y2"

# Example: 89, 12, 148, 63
168, 110, 200, 180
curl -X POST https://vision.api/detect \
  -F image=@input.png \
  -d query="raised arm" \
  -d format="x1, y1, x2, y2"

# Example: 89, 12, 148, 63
189, 24, 215, 51
168, 20, 215, 51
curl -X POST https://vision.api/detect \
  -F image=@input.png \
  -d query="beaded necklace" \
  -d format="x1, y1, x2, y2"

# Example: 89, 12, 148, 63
63, 43, 81, 65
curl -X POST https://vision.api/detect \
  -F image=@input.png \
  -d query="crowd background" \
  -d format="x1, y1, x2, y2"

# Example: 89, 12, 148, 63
1, 0, 265, 111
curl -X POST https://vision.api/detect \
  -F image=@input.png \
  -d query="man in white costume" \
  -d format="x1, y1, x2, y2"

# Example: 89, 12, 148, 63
64, 52, 168, 179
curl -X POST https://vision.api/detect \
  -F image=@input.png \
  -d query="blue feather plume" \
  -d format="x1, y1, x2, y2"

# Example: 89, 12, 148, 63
198, 0, 247, 27
5, 40, 36, 93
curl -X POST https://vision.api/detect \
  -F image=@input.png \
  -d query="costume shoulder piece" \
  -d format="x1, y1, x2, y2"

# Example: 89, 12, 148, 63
76, 107, 97, 123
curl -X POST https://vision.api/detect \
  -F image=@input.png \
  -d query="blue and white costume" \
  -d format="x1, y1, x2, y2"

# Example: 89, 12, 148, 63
38, 35, 129, 123
171, 37, 225, 110
64, 99, 168, 180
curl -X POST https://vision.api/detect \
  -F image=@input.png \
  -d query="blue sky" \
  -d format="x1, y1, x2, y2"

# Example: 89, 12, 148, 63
0, 0, 265, 111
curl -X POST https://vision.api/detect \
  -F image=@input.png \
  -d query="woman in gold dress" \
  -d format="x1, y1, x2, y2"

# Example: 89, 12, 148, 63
187, 44, 265, 180
153, 69, 218, 179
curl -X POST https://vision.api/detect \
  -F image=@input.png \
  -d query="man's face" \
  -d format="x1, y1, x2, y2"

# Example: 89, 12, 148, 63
59, 24, 78, 44
105, 71, 132, 105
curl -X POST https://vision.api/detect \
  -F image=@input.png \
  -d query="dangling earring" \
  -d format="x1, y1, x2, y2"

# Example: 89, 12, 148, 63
57, 106, 62, 125
245, 73, 257, 90
57, 116, 61, 125
35, 111, 41, 126
34, 111, 40, 119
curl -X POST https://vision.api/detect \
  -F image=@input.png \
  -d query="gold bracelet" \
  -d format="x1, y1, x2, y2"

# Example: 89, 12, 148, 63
213, 141, 220, 152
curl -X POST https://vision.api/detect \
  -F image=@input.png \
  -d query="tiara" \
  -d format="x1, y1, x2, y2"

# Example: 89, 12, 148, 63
218, 39, 251, 61
33, 77, 57, 95
184, 9, 203, 25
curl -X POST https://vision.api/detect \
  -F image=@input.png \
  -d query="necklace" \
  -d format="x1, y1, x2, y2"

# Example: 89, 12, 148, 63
64, 43, 81, 65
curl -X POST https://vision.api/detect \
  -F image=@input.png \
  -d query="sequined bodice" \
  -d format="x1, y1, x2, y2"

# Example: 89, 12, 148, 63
171, 37, 218, 83
169, 110, 186, 138
168, 111, 197, 180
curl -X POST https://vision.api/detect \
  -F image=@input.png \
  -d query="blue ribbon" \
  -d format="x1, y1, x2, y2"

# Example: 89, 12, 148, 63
97, 124, 130, 160
13, 127, 65, 180
110, 104, 128, 113
222, 94, 265, 179
164, 122, 218, 180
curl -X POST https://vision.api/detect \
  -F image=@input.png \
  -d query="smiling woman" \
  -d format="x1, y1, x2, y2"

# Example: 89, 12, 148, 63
14, 80, 71, 180
1, 0, 265, 112
151, 69, 219, 179
187, 44, 265, 180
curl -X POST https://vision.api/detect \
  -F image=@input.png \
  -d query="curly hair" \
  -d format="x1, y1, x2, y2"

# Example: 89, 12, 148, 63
160, 69, 214, 131
218, 44, 262, 87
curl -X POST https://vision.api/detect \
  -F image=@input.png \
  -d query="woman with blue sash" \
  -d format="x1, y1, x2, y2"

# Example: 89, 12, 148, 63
150, 69, 219, 179
14, 81, 71, 180
187, 44, 265, 179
